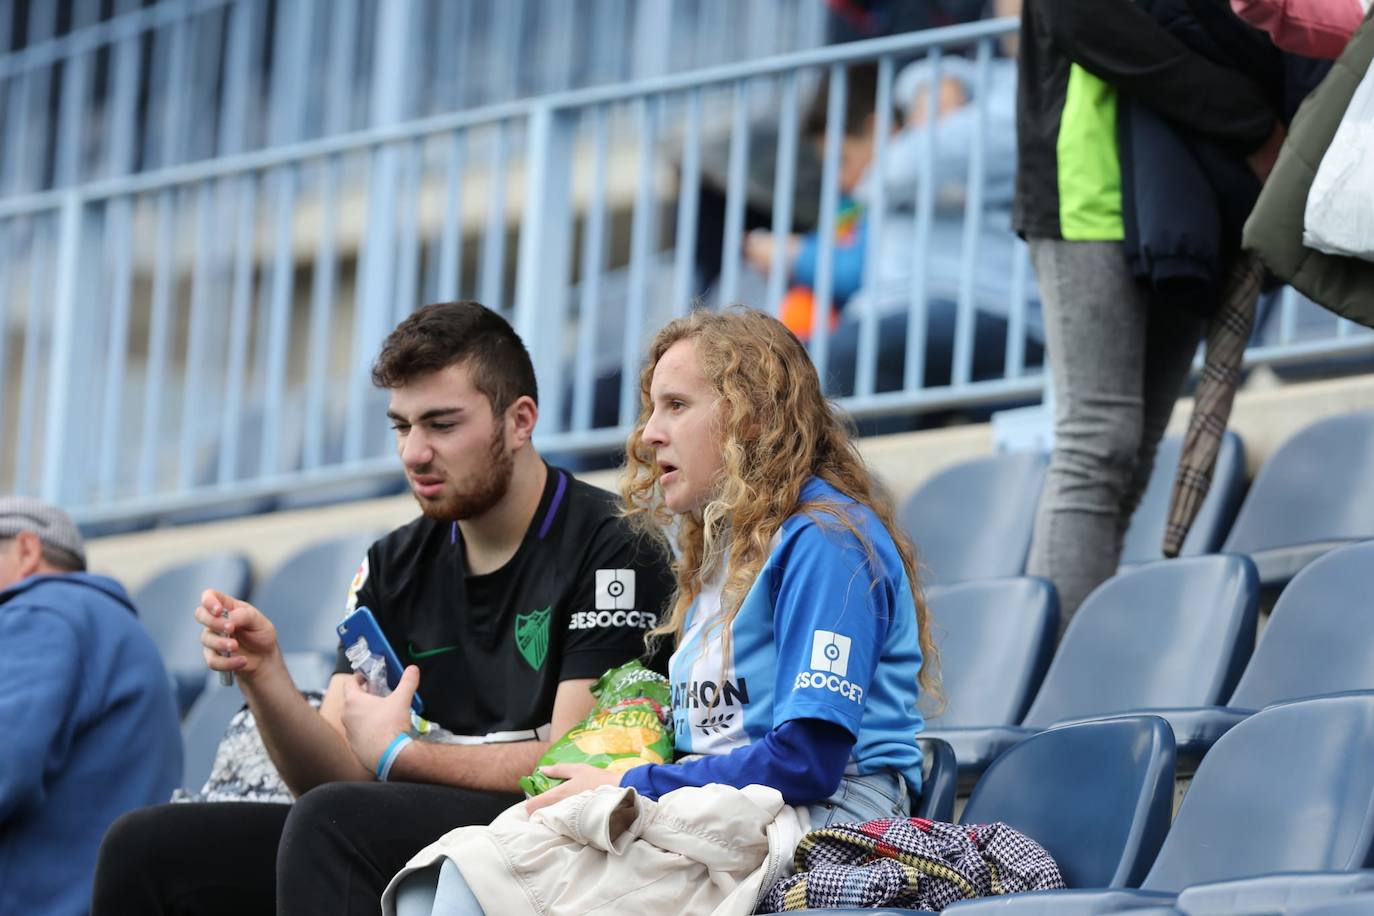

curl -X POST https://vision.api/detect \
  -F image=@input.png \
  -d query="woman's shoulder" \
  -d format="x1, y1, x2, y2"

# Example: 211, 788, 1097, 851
793, 477, 882, 521
780, 478, 898, 558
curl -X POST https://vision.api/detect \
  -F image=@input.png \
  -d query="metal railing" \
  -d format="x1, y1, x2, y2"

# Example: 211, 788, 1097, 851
0, 0, 827, 197
1, 16, 1371, 528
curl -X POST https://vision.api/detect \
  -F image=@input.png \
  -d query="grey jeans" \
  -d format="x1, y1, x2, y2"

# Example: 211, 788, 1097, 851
1026, 238, 1205, 632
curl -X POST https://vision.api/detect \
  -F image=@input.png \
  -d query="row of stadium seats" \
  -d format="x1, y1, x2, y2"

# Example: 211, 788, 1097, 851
802, 691, 1374, 915
141, 407, 1374, 717
132, 530, 383, 714
174, 540, 1373, 797
930, 540, 1374, 786
181, 685, 1374, 914
135, 411, 1374, 729
139, 418, 1374, 912
906, 410, 1374, 589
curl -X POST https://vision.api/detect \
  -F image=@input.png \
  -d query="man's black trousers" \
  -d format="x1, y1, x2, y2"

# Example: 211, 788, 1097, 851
91, 781, 522, 915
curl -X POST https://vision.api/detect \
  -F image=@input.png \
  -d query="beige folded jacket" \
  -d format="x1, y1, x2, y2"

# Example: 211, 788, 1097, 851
381, 783, 808, 916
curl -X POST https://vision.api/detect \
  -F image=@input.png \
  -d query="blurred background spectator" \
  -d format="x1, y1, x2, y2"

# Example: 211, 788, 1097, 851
0, 497, 180, 916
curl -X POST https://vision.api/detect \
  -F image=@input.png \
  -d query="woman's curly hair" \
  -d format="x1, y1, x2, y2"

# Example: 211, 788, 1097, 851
620, 307, 940, 702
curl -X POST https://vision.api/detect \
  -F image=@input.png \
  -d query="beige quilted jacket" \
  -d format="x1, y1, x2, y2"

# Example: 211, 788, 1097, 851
382, 783, 807, 916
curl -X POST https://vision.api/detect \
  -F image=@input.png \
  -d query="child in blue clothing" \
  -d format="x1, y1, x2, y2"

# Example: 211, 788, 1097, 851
527, 306, 939, 825
742, 54, 1038, 394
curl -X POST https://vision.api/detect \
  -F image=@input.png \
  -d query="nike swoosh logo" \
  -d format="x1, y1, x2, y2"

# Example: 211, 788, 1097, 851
408, 641, 460, 660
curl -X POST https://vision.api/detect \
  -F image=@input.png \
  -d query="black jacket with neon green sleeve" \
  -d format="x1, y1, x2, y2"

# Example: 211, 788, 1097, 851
1013, 0, 1277, 241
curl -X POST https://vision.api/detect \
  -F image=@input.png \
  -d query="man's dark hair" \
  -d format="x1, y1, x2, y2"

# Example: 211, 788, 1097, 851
802, 61, 897, 140
371, 301, 538, 413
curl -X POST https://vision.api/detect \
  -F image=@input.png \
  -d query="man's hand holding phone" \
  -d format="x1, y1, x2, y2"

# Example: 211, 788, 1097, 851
196, 589, 280, 679
341, 664, 422, 776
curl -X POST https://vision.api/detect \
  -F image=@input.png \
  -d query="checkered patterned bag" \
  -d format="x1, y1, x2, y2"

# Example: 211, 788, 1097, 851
759, 816, 1065, 912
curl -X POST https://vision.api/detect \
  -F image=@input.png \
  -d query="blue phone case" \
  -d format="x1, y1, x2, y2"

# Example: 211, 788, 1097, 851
337, 606, 424, 715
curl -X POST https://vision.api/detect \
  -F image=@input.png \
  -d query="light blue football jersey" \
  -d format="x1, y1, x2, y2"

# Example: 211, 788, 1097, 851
668, 477, 926, 792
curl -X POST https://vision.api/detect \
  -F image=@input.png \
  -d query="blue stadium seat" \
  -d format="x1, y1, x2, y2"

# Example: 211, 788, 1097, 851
961, 716, 1176, 890
283, 650, 340, 692
180, 674, 248, 793
1135, 540, 1374, 765
900, 452, 1048, 586
1222, 411, 1374, 588
133, 551, 253, 716
915, 736, 957, 823
257, 531, 383, 654
926, 556, 1257, 785
1120, 431, 1247, 566
943, 692, 1374, 913
925, 578, 1059, 730
1172, 871, 1374, 915
1225, 539, 1374, 710
789, 717, 1175, 916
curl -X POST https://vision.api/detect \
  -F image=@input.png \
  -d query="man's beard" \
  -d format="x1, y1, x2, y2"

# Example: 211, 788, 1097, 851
415, 422, 515, 522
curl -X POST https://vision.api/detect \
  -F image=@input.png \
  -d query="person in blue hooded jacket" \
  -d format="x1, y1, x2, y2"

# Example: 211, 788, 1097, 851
0, 496, 181, 916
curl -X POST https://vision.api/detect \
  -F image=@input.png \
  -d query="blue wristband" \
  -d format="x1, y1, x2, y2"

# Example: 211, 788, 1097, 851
376, 734, 413, 782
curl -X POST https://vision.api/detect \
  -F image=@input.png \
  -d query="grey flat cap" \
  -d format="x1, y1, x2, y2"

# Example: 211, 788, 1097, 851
0, 496, 86, 567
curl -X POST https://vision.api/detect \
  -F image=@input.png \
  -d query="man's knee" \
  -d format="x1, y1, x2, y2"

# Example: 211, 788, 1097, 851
98, 805, 167, 871
91, 805, 179, 908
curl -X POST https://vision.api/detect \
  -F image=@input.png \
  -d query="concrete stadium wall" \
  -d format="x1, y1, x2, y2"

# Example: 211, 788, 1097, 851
87, 373, 1374, 595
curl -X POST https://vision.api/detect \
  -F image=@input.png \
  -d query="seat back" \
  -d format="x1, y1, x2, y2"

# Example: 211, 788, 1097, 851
900, 451, 1047, 586
257, 531, 382, 654
925, 577, 1058, 728
1230, 541, 1374, 710
180, 675, 248, 792
1021, 555, 1258, 729
961, 716, 1175, 889
1222, 412, 1374, 580
1143, 693, 1374, 892
283, 650, 339, 692
134, 551, 253, 664
1120, 431, 1246, 565
915, 736, 958, 822
134, 551, 253, 712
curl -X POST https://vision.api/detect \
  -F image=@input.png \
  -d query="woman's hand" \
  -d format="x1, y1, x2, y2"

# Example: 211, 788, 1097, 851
524, 764, 623, 815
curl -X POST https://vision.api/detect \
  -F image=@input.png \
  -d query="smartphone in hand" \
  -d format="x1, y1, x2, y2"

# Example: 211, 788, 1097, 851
337, 606, 424, 715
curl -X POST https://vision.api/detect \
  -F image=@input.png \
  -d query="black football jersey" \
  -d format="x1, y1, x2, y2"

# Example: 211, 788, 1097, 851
335, 466, 674, 740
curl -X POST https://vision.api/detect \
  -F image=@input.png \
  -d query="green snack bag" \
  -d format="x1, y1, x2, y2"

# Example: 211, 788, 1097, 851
520, 660, 674, 797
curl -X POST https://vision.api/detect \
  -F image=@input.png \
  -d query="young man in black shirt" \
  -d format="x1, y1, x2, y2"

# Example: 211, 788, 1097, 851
92, 302, 674, 915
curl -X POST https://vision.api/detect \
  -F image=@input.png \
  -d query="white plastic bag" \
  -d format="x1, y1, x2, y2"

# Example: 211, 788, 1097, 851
1303, 58, 1374, 261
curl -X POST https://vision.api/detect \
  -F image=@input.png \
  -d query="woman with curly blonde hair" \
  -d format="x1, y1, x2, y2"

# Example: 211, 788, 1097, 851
529, 306, 938, 825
